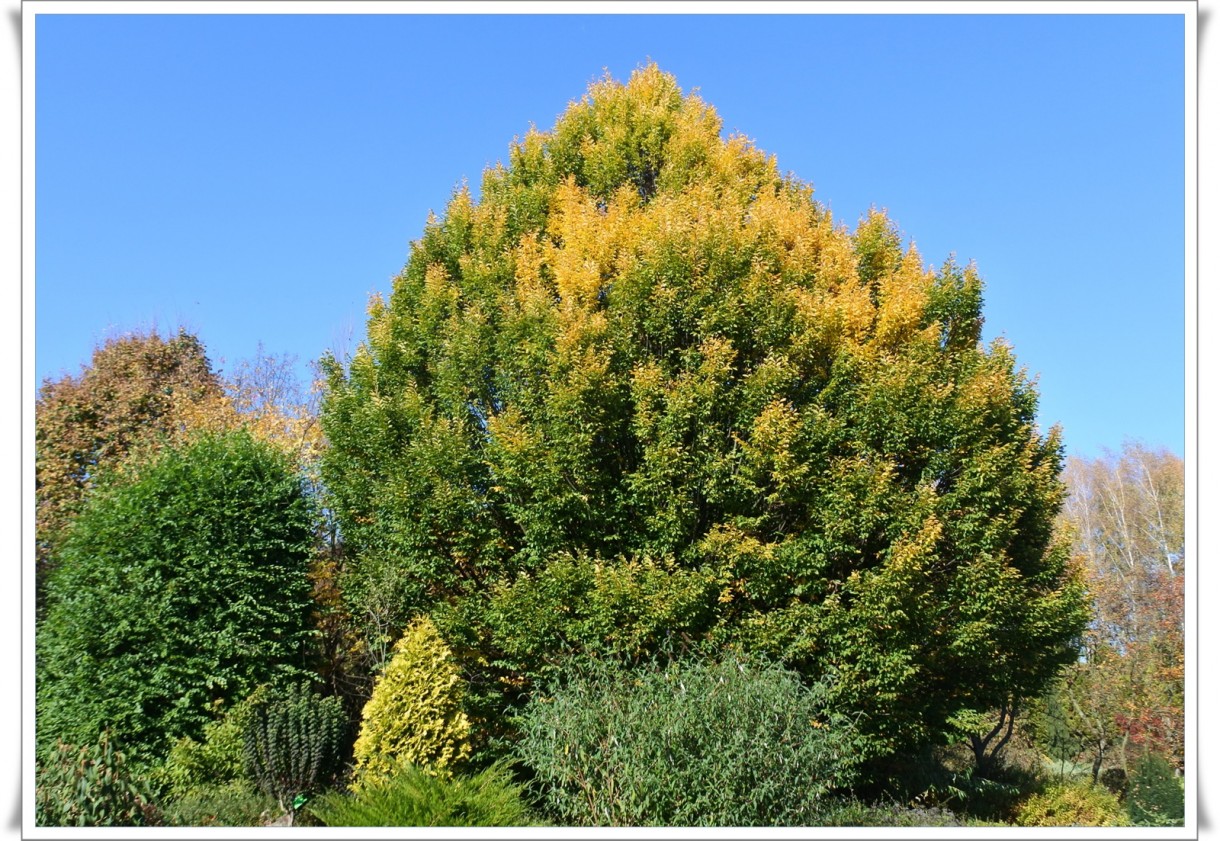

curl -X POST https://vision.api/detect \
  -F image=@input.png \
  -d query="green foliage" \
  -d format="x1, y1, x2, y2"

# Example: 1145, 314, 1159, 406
1126, 752, 1185, 826
160, 780, 277, 827
352, 615, 472, 787
243, 682, 349, 810
36, 429, 317, 761
1014, 779, 1126, 827
1027, 684, 1082, 773
480, 551, 721, 684
320, 62, 1087, 759
819, 799, 995, 827
157, 702, 250, 797
35, 731, 159, 827
309, 762, 535, 827
515, 652, 863, 826
35, 329, 225, 606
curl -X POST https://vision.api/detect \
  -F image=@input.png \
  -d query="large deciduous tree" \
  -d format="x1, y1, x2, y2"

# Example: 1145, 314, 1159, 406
35, 329, 226, 596
1058, 443, 1185, 775
36, 429, 317, 762
320, 64, 1088, 758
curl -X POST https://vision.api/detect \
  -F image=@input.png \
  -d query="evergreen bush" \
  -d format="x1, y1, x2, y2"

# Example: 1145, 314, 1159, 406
1127, 752, 1185, 826
309, 762, 534, 827
351, 615, 473, 788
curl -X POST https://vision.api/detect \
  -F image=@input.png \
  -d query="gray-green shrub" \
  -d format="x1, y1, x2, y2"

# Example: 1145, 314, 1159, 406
160, 780, 277, 827
515, 652, 864, 826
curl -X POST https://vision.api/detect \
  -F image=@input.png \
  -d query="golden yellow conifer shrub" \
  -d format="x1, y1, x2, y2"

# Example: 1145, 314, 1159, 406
351, 616, 472, 788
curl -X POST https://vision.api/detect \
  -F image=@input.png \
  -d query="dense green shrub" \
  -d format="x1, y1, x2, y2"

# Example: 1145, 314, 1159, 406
515, 652, 864, 826
320, 63, 1087, 760
243, 682, 349, 811
477, 552, 721, 684
309, 762, 535, 827
36, 429, 316, 761
352, 615, 472, 787
160, 780, 277, 827
156, 694, 260, 798
1127, 752, 1185, 826
1014, 779, 1125, 827
35, 731, 158, 827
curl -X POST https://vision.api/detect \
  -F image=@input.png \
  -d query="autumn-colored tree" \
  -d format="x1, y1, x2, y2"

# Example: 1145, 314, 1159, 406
223, 345, 326, 471
320, 64, 1087, 759
35, 330, 225, 601
1057, 443, 1185, 774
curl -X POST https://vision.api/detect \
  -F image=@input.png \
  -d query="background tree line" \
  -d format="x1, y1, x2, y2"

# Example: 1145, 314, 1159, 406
33, 65, 1186, 828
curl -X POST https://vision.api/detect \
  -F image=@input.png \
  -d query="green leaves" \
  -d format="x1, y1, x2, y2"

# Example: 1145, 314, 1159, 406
37, 430, 316, 762
319, 62, 1087, 762
516, 653, 865, 827
243, 683, 348, 812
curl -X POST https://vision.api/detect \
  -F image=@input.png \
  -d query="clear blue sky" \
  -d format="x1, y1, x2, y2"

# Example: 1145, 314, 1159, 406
33, 10, 1187, 460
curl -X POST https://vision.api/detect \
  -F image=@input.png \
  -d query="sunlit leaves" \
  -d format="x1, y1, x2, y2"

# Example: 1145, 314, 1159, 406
319, 63, 1086, 759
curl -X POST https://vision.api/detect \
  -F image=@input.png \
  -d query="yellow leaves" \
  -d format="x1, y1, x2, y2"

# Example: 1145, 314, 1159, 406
872, 245, 935, 352
512, 234, 553, 313
744, 181, 820, 273
423, 262, 458, 309
957, 359, 1016, 416
814, 225, 862, 290
886, 515, 944, 576
545, 178, 636, 316
743, 399, 808, 498
352, 615, 473, 789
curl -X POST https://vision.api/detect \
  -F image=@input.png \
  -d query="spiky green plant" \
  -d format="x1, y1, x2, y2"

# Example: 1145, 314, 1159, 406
243, 682, 349, 813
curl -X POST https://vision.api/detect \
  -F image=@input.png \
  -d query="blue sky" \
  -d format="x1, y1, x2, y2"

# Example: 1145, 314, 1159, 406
33, 10, 1188, 459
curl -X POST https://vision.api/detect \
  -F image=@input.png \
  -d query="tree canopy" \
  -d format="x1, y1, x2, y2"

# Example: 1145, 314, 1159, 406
35, 330, 226, 595
36, 429, 317, 762
316, 63, 1087, 758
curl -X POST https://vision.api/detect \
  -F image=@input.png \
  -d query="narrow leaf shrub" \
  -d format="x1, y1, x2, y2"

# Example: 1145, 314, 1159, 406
515, 652, 864, 826
309, 762, 534, 827
243, 682, 349, 810
1014, 779, 1125, 827
35, 731, 158, 827
1126, 752, 1185, 826
352, 615, 472, 788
